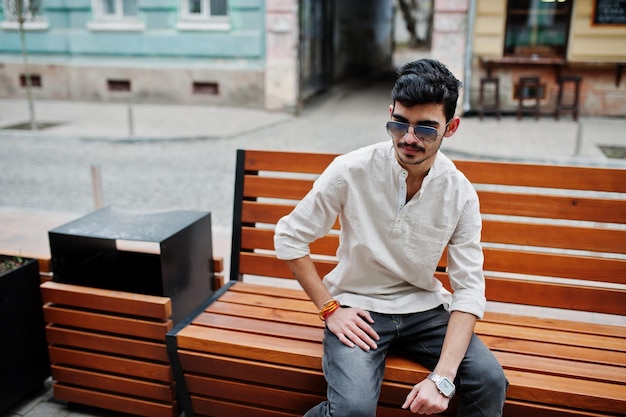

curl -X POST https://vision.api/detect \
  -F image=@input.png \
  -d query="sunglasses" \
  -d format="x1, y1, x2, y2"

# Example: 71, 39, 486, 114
385, 120, 450, 143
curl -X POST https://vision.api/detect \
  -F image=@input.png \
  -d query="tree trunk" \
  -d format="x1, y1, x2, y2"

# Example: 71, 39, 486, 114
18, 19, 37, 131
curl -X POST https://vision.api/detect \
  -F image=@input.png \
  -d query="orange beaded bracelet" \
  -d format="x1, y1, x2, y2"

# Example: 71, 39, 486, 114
319, 299, 340, 321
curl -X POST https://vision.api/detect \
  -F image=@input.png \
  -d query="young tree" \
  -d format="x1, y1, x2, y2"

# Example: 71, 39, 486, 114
4, 0, 40, 130
396, 0, 432, 48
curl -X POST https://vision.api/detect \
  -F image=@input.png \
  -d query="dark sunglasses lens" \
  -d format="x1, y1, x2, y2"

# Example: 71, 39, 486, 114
386, 121, 409, 138
413, 125, 438, 142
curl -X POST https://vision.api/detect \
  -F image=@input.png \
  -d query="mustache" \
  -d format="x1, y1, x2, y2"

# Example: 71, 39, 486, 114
398, 142, 426, 152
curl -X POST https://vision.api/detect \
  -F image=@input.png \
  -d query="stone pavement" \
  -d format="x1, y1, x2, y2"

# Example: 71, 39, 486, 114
1, 73, 625, 417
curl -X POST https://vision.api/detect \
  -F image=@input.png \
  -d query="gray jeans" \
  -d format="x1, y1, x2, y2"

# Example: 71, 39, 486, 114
304, 306, 507, 417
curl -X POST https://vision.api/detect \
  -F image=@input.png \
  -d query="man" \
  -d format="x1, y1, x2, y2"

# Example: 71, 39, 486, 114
274, 59, 507, 416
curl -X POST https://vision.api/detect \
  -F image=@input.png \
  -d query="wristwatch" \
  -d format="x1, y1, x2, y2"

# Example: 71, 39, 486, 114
427, 372, 456, 399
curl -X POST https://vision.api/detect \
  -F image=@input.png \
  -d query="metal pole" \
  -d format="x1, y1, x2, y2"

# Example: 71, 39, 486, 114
127, 102, 135, 136
574, 120, 583, 156
91, 166, 103, 209
463, 0, 477, 114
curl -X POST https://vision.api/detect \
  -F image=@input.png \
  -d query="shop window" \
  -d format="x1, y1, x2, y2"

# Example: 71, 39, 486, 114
504, 0, 572, 58
177, 0, 230, 31
87, 0, 145, 31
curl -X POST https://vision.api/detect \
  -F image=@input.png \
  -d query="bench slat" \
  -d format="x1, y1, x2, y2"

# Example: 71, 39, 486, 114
503, 400, 617, 417
483, 312, 626, 338
43, 305, 172, 340
192, 313, 322, 343
178, 351, 325, 393
239, 252, 336, 279
228, 281, 310, 300
244, 150, 336, 174
483, 276, 626, 316
455, 160, 626, 193
504, 369, 626, 414
186, 374, 323, 412
191, 396, 300, 417
482, 219, 626, 254
206, 300, 321, 327
483, 248, 626, 285
244, 176, 315, 200
215, 289, 317, 313
477, 321, 625, 354
41, 281, 172, 319
48, 346, 173, 382
495, 351, 626, 384
51, 365, 175, 402
241, 226, 339, 256
176, 325, 322, 370
245, 151, 626, 193
478, 191, 626, 224
479, 335, 626, 367
53, 384, 177, 417
241, 200, 342, 230
241, 200, 292, 224
46, 325, 169, 362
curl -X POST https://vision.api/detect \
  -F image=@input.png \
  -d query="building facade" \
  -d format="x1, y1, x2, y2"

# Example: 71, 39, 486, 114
0, 0, 272, 108
470, 0, 626, 117
1, 0, 624, 116
0, 0, 396, 113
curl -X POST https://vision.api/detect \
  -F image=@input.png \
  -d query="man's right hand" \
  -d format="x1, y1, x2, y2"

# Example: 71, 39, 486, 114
326, 307, 380, 351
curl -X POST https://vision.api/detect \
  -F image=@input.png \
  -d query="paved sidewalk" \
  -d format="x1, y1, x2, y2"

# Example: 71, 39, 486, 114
1, 75, 625, 417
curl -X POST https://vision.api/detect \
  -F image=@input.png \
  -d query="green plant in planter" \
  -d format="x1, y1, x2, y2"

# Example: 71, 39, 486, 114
0, 255, 27, 274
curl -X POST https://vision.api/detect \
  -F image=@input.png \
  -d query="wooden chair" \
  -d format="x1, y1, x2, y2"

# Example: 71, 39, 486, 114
555, 75, 582, 121
516, 76, 542, 120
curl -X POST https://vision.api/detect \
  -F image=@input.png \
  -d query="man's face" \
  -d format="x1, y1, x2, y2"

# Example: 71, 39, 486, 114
388, 102, 458, 168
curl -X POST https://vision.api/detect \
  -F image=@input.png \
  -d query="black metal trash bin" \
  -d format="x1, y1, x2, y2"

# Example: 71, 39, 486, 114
49, 207, 214, 324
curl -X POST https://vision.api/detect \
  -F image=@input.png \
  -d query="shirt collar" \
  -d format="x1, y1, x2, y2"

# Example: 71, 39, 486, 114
388, 144, 444, 181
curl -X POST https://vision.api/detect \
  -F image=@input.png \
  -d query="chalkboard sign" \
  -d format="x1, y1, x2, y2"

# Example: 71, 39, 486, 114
594, 0, 626, 24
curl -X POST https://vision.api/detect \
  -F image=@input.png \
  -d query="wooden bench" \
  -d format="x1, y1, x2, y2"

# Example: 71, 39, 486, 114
41, 281, 178, 417
39, 256, 225, 417
168, 149, 626, 417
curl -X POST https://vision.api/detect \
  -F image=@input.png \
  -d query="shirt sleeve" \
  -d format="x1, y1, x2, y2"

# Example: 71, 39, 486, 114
446, 196, 487, 319
274, 158, 344, 261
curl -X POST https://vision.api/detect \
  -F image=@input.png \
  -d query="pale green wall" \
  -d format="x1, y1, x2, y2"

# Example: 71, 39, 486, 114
0, 0, 265, 62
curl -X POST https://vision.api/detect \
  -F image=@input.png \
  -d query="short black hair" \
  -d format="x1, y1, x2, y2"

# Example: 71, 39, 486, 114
391, 59, 462, 122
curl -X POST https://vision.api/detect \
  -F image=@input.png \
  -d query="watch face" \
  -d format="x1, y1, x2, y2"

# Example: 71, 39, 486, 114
439, 378, 455, 396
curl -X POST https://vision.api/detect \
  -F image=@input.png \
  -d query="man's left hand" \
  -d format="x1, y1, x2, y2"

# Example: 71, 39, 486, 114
402, 378, 449, 414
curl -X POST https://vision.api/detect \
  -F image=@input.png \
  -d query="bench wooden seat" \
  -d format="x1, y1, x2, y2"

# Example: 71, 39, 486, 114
168, 149, 626, 417
41, 281, 178, 417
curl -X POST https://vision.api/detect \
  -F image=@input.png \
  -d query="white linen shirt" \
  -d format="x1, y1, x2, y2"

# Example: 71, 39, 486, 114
274, 141, 486, 318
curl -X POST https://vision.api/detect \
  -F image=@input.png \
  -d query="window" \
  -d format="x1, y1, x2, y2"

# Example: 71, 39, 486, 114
193, 81, 219, 95
1, 0, 49, 30
94, 0, 138, 20
177, 0, 230, 31
107, 79, 131, 92
87, 0, 144, 31
20, 74, 42, 88
504, 0, 572, 58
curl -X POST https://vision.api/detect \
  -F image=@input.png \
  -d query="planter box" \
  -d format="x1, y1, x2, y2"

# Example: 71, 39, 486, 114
0, 256, 51, 414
